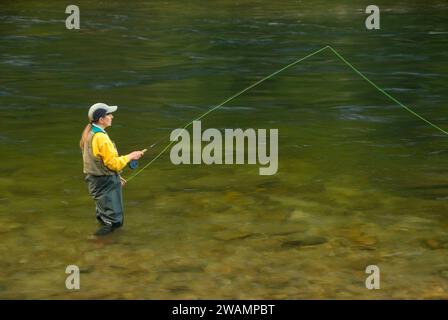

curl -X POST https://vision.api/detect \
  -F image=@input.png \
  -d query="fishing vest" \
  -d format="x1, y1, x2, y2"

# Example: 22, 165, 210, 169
83, 129, 117, 176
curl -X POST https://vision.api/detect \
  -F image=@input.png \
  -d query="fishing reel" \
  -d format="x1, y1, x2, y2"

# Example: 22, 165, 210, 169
128, 160, 139, 170
128, 149, 147, 170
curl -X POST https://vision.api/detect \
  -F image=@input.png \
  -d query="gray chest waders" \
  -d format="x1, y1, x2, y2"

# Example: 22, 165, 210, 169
85, 174, 124, 227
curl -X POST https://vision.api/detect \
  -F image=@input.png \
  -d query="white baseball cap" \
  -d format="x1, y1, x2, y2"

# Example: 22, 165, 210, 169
88, 103, 118, 122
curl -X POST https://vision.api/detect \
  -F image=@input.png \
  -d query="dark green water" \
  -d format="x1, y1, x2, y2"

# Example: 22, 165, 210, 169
1, 0, 447, 299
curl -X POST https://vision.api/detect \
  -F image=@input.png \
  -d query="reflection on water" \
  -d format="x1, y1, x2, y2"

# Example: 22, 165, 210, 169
0, 0, 447, 299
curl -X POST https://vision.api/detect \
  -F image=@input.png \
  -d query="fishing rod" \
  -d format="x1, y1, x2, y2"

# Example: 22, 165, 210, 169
127, 128, 184, 169
125, 45, 448, 182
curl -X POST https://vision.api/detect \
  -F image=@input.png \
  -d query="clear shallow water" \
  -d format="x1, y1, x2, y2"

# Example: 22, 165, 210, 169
0, 0, 447, 299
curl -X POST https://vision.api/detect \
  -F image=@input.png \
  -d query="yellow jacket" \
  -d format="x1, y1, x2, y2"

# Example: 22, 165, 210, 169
91, 125, 129, 172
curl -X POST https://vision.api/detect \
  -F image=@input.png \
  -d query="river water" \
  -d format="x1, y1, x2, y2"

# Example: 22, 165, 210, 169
1, 0, 447, 299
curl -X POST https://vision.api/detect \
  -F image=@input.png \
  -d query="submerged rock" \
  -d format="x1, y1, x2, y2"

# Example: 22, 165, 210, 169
212, 230, 255, 241
343, 229, 378, 247
423, 238, 448, 250
281, 236, 327, 248
270, 230, 303, 237
168, 285, 191, 293
166, 264, 205, 273
438, 269, 448, 280
420, 286, 448, 299
288, 209, 311, 221
79, 266, 95, 274
256, 179, 280, 189
0, 223, 23, 234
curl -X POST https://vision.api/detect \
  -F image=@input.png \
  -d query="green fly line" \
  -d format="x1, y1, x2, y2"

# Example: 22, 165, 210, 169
126, 45, 447, 182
